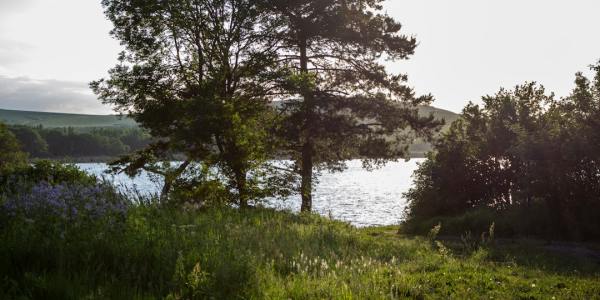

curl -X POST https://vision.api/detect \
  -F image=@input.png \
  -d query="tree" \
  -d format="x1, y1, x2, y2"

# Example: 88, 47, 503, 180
92, 0, 282, 206
259, 0, 442, 211
0, 123, 27, 172
404, 61, 600, 240
9, 126, 48, 157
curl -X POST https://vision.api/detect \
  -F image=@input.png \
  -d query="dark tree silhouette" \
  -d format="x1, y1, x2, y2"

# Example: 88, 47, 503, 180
92, 0, 282, 206
9, 126, 48, 157
405, 61, 600, 240
259, 0, 442, 211
0, 123, 27, 172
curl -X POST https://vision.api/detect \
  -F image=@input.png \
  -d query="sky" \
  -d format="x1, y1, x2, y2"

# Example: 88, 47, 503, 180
0, 0, 599, 115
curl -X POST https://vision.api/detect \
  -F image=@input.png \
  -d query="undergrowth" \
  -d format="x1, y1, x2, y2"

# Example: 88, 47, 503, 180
1, 204, 599, 299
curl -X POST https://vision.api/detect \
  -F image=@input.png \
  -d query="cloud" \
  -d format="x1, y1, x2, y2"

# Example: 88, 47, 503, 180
0, 0, 36, 16
0, 39, 33, 66
0, 76, 113, 115
0, 0, 37, 70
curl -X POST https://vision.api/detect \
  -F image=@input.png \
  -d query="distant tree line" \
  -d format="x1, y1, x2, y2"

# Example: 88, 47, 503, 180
404, 61, 600, 241
7, 126, 151, 159
0, 123, 27, 172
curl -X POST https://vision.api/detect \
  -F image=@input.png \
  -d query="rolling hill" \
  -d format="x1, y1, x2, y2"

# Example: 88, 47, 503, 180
0, 106, 458, 158
0, 109, 137, 128
0, 106, 458, 129
418, 105, 460, 126
0, 106, 459, 158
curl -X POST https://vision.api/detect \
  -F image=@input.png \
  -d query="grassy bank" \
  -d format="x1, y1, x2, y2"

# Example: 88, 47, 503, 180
1, 205, 599, 299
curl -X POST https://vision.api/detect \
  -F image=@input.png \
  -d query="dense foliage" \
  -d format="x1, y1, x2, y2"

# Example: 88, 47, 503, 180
404, 62, 600, 240
0, 122, 27, 172
0, 160, 100, 201
92, 0, 440, 209
0, 127, 598, 299
257, 0, 442, 211
7, 125, 151, 159
93, 0, 291, 207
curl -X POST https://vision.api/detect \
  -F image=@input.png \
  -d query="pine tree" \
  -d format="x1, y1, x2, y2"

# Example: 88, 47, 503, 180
260, 0, 442, 211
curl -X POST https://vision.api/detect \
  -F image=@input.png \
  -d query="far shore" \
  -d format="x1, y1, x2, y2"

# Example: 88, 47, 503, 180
33, 152, 430, 164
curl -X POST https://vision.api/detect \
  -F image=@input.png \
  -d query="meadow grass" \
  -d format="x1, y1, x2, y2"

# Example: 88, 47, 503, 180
1, 205, 599, 299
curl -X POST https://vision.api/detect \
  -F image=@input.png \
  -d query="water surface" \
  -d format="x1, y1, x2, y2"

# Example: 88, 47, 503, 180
78, 159, 424, 227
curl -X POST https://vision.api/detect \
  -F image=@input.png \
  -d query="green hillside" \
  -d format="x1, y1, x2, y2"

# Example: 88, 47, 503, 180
419, 105, 460, 127
0, 106, 458, 129
0, 109, 137, 128
0, 106, 459, 158
407, 105, 460, 157
0, 107, 459, 158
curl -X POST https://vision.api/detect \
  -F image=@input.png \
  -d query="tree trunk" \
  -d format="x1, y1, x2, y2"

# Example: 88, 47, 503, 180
159, 160, 191, 203
235, 168, 249, 209
299, 36, 314, 212
300, 141, 313, 212
160, 180, 172, 203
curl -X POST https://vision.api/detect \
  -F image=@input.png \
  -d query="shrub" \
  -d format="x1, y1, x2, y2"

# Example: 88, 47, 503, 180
0, 160, 97, 198
404, 63, 600, 240
2, 181, 128, 223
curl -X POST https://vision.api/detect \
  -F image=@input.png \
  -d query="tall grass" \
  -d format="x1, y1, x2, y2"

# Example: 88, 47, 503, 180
1, 202, 599, 299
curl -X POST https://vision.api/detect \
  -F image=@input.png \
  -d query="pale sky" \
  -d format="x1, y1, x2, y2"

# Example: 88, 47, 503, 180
0, 0, 599, 114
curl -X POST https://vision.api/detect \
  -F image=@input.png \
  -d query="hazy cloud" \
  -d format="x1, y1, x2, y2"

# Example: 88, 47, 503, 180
0, 0, 122, 83
0, 0, 36, 70
0, 39, 33, 66
0, 0, 36, 16
0, 76, 113, 115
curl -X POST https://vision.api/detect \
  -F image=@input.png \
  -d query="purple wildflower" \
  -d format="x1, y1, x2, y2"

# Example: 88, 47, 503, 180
2, 182, 129, 223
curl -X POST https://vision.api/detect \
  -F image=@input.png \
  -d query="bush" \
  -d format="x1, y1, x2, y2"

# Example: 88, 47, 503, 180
403, 63, 600, 241
0, 161, 127, 232
0, 161, 131, 299
0, 160, 97, 198
2, 181, 128, 225
169, 165, 231, 208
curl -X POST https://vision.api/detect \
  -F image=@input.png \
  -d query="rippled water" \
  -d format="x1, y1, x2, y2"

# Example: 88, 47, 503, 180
77, 159, 424, 227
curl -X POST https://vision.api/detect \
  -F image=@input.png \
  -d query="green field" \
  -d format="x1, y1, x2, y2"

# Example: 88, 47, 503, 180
2, 206, 598, 299
0, 109, 137, 128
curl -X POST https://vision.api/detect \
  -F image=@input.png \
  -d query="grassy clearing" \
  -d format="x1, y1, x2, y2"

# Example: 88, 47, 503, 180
1, 206, 599, 299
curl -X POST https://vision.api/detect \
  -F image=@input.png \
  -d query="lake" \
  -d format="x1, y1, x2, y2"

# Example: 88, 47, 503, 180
77, 159, 424, 227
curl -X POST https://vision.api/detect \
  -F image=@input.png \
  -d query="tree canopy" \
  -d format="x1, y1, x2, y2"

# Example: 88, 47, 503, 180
0, 123, 27, 172
93, 0, 441, 208
93, 0, 286, 206
260, 0, 442, 211
404, 61, 600, 240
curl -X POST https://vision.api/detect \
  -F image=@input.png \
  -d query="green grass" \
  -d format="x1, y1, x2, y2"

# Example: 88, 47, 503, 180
0, 108, 137, 128
1, 206, 598, 299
